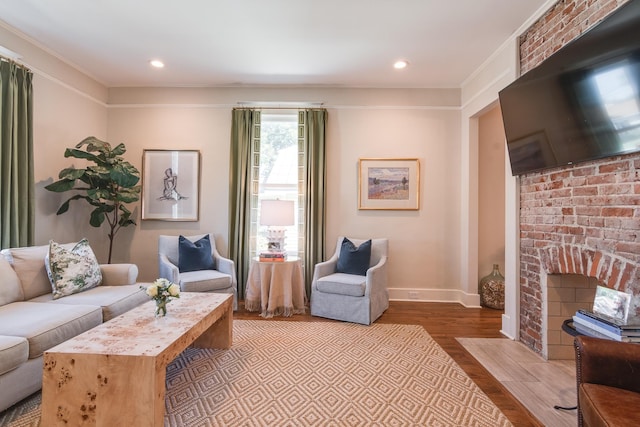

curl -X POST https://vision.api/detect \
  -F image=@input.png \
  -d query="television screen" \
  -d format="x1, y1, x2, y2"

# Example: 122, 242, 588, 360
499, 0, 640, 175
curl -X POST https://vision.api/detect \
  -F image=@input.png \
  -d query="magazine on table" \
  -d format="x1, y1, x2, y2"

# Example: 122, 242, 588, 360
576, 309, 640, 331
572, 319, 640, 342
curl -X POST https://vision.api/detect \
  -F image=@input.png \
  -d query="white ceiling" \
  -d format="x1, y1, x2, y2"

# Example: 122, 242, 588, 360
0, 0, 549, 88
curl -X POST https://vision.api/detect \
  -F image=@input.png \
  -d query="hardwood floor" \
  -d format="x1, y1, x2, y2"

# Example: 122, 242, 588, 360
235, 300, 544, 427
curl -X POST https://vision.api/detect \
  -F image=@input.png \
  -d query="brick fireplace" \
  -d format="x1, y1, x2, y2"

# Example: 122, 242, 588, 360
517, 0, 640, 358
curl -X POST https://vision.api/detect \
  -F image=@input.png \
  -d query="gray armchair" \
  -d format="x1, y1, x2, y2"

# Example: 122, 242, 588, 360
310, 236, 388, 325
158, 233, 237, 310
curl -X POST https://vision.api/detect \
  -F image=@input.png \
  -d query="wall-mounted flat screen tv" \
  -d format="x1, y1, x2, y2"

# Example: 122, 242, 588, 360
499, 0, 640, 175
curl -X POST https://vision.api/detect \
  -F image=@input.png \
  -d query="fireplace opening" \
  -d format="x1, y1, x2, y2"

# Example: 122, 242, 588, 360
543, 274, 600, 360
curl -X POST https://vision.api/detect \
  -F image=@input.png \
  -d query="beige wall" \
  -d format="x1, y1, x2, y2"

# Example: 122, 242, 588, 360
478, 106, 505, 280
107, 88, 464, 300
4, 25, 471, 302
0, 23, 110, 258
33, 74, 109, 258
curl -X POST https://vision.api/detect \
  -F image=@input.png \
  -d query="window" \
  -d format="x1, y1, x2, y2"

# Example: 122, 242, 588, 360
230, 107, 325, 296
250, 111, 302, 258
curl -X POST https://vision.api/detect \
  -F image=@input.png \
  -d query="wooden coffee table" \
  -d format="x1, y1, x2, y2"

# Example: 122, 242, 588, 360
41, 292, 233, 426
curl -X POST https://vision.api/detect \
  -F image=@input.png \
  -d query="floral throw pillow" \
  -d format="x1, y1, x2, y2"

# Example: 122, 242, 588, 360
46, 238, 102, 299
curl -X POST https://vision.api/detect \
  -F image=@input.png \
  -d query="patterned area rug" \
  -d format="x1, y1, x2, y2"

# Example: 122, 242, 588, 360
1, 320, 512, 426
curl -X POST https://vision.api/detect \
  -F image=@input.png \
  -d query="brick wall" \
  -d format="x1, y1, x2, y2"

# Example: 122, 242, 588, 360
517, 0, 639, 354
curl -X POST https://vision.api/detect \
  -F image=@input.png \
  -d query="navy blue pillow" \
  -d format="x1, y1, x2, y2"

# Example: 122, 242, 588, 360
178, 235, 215, 273
336, 238, 371, 276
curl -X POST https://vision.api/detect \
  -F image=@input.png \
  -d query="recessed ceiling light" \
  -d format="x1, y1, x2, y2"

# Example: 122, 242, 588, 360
150, 59, 165, 68
394, 60, 409, 70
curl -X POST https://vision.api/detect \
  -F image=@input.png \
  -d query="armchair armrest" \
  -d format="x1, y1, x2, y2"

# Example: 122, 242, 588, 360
575, 335, 640, 394
158, 254, 180, 284
311, 258, 339, 288
214, 253, 237, 284
100, 263, 139, 286
364, 255, 388, 296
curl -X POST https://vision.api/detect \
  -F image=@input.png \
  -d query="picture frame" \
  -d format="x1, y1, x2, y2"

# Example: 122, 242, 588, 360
141, 149, 201, 221
593, 285, 632, 324
358, 158, 420, 210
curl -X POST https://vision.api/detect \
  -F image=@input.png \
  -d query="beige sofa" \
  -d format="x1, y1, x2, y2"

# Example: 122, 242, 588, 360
0, 243, 149, 412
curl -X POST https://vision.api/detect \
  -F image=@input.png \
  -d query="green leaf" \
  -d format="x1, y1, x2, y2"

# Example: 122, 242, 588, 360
88, 164, 110, 174
77, 136, 110, 153
118, 206, 136, 226
87, 188, 112, 201
45, 179, 76, 192
119, 218, 136, 227
56, 199, 70, 214
111, 143, 127, 156
55, 194, 89, 214
89, 209, 105, 227
64, 148, 102, 163
118, 194, 139, 203
57, 167, 85, 180
110, 164, 140, 187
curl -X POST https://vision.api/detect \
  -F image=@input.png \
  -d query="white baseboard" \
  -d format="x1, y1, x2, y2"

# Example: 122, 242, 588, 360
500, 313, 517, 340
389, 288, 481, 308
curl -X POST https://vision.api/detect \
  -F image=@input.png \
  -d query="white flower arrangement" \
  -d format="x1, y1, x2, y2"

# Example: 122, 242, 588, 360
141, 278, 180, 316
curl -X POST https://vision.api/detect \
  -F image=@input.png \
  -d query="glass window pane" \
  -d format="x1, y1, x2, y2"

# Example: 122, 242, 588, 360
256, 113, 300, 257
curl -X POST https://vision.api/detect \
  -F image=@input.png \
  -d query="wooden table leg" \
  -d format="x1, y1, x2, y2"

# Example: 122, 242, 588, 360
192, 302, 233, 349
42, 353, 164, 426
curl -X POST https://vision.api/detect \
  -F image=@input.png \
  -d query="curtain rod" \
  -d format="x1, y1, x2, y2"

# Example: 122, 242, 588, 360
237, 102, 324, 109
233, 107, 326, 111
0, 56, 32, 73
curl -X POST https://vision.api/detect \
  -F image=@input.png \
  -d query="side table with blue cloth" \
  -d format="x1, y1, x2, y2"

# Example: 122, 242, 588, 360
245, 257, 306, 318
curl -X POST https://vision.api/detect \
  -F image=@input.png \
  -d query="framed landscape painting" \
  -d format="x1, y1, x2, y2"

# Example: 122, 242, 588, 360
358, 158, 420, 210
141, 149, 200, 221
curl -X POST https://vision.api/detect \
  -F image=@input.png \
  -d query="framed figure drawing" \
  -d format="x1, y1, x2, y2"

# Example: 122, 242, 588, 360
358, 158, 420, 210
142, 150, 200, 221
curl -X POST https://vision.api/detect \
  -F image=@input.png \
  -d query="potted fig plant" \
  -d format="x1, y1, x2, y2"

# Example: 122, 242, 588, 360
45, 136, 141, 263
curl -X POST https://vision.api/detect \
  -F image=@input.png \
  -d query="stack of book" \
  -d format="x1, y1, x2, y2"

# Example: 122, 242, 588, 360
258, 252, 286, 262
572, 309, 640, 342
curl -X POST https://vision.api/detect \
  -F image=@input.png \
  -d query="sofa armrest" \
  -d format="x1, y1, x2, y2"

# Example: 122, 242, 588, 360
100, 263, 139, 286
575, 335, 640, 394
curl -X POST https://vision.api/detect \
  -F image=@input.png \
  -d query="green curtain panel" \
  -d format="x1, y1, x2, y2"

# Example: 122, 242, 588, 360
0, 60, 34, 249
228, 108, 259, 299
302, 109, 327, 294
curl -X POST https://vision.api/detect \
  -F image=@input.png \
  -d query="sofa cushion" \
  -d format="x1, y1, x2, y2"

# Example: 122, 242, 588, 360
337, 238, 371, 276
179, 270, 231, 292
317, 273, 366, 297
0, 257, 24, 305
178, 234, 215, 273
1, 244, 68, 300
0, 301, 102, 358
46, 239, 102, 300
0, 336, 28, 375
30, 284, 148, 322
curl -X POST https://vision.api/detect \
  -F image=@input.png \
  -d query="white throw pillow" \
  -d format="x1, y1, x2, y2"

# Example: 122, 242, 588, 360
46, 238, 102, 299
